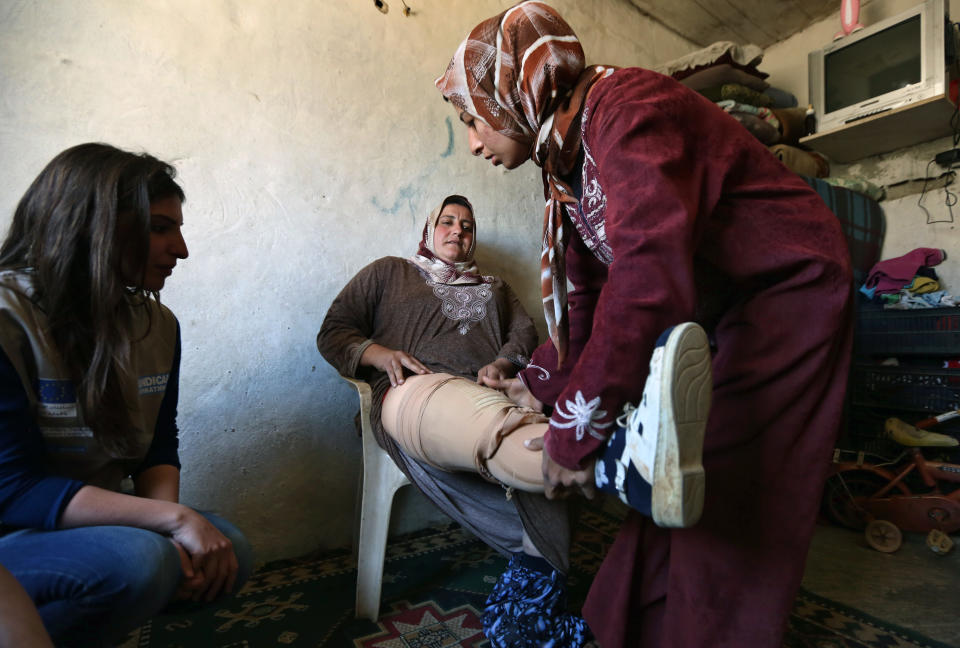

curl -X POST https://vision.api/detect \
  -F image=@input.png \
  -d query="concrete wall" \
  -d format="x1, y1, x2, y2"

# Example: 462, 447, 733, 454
762, 0, 960, 289
0, 1, 696, 563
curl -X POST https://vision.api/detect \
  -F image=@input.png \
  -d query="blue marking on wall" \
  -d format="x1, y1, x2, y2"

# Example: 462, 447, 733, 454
371, 185, 419, 217
441, 116, 455, 158
370, 117, 457, 226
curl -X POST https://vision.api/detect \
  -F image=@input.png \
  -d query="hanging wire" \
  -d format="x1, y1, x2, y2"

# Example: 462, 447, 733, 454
917, 158, 957, 224
917, 21, 960, 224
921, 28, 960, 226
943, 171, 958, 223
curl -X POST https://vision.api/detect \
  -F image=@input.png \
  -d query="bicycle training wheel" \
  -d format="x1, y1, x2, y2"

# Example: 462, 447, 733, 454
865, 519, 902, 553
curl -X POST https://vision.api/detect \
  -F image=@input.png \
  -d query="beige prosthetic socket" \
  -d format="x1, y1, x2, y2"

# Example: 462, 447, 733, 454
381, 373, 548, 492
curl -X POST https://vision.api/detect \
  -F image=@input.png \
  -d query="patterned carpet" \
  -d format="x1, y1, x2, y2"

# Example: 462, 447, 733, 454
119, 508, 952, 648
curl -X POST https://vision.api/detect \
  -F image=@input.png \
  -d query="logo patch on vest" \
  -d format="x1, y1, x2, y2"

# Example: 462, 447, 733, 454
138, 372, 169, 395
36, 379, 78, 418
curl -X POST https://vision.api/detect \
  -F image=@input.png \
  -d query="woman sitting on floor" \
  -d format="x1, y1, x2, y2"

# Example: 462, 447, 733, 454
317, 195, 594, 646
0, 143, 253, 645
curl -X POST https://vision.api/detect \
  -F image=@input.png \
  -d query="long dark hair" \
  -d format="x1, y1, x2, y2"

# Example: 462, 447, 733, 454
0, 143, 185, 454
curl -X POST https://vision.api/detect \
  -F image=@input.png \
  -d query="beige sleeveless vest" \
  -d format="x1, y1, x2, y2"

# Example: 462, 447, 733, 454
0, 270, 178, 492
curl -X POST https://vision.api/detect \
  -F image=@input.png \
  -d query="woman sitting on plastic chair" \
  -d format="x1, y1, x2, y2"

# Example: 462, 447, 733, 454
318, 195, 599, 643
318, 194, 711, 647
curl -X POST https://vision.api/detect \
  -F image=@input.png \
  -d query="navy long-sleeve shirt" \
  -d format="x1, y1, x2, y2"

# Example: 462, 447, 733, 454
0, 328, 182, 529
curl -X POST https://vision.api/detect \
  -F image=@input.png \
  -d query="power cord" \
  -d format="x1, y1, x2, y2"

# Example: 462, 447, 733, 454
918, 158, 956, 224
924, 28, 960, 223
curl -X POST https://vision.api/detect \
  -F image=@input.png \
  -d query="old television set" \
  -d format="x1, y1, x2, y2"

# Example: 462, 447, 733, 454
808, 0, 953, 135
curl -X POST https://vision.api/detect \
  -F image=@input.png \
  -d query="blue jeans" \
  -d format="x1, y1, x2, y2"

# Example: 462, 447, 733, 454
0, 511, 252, 646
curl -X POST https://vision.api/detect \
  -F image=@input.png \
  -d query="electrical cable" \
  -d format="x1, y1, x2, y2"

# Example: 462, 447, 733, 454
904, 22, 960, 223
943, 170, 959, 223
917, 158, 956, 224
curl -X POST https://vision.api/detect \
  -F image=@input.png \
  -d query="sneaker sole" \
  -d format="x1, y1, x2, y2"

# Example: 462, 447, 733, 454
652, 322, 711, 528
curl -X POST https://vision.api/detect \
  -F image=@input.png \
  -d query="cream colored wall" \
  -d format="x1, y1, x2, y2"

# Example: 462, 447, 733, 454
0, 1, 695, 563
763, 0, 960, 290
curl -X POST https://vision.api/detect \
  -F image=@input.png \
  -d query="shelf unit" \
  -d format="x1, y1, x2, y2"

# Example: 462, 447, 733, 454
847, 306, 960, 457
800, 94, 957, 163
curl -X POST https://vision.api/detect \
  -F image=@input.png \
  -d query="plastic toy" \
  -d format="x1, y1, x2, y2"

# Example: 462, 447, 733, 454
835, 0, 865, 40
821, 410, 960, 553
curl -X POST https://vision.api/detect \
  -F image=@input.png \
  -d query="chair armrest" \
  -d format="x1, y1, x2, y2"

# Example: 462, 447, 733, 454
340, 374, 374, 443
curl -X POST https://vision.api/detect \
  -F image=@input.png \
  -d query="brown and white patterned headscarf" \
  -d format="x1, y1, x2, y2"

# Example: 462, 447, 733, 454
408, 195, 492, 286
435, 1, 615, 365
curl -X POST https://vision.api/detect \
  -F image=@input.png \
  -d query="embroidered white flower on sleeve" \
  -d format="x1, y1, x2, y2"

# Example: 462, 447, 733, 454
552, 391, 613, 441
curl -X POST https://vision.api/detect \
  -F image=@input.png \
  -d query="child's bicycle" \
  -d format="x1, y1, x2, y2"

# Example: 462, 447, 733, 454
821, 409, 960, 554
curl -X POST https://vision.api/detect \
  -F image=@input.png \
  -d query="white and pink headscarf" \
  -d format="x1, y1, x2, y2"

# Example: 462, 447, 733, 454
408, 195, 491, 286
435, 1, 615, 365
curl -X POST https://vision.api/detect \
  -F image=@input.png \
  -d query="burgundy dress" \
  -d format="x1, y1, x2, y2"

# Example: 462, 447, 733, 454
518, 68, 854, 648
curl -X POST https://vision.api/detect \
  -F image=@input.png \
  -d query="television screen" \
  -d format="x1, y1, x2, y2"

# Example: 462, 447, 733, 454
824, 15, 922, 113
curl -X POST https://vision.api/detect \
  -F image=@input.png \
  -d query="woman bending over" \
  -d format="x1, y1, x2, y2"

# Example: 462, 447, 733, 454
435, 3, 853, 647
0, 143, 252, 645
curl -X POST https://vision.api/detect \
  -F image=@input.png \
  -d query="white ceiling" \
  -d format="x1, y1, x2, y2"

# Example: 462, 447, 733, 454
628, 0, 852, 48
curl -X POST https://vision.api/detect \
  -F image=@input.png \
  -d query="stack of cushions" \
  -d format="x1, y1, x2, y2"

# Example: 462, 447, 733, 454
655, 41, 830, 179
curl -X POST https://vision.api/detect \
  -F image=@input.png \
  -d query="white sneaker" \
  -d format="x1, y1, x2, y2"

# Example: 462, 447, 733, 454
595, 322, 711, 527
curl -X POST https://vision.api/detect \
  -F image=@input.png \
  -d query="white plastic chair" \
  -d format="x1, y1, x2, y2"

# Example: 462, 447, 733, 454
340, 375, 411, 622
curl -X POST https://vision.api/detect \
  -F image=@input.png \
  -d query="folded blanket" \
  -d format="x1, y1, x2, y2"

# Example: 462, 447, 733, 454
906, 275, 940, 294
716, 100, 780, 129
765, 86, 798, 108
677, 63, 769, 92
700, 84, 772, 107
769, 144, 829, 178
655, 41, 766, 79
771, 107, 813, 145
730, 113, 780, 145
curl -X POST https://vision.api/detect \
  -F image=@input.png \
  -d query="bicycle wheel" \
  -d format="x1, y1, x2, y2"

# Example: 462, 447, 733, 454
865, 519, 902, 553
821, 470, 890, 530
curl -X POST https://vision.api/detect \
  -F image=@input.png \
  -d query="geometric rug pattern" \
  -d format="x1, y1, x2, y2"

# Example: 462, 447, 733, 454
784, 588, 954, 648
118, 509, 953, 648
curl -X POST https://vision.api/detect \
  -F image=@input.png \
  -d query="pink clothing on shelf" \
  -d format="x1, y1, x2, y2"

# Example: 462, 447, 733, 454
864, 248, 946, 294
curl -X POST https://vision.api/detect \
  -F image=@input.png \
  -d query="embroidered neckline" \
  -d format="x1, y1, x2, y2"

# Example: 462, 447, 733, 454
564, 106, 613, 266
429, 279, 494, 335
